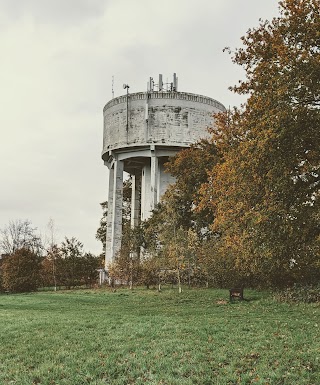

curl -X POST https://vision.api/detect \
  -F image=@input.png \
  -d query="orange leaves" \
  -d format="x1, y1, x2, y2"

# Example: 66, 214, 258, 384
141, 0, 320, 288
231, 0, 320, 111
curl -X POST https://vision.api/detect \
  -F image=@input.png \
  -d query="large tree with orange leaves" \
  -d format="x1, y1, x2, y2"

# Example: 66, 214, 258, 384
199, 0, 320, 286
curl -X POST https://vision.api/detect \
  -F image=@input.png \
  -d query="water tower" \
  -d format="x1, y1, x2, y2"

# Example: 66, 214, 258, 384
102, 74, 225, 269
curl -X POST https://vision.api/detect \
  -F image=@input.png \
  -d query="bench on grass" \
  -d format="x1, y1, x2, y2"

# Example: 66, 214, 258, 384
229, 287, 244, 301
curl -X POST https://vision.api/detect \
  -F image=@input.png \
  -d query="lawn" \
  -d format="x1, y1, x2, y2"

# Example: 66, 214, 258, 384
0, 288, 319, 385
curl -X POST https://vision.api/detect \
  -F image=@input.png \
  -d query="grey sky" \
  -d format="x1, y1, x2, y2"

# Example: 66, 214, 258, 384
0, 0, 279, 254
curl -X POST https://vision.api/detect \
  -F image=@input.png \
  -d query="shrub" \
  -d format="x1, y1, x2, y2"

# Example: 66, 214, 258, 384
274, 284, 320, 303
2, 248, 41, 293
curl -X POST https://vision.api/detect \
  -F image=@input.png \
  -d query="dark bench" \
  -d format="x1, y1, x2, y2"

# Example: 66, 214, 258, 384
229, 287, 244, 301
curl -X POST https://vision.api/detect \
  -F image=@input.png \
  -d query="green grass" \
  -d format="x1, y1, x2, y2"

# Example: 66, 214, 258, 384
0, 288, 319, 385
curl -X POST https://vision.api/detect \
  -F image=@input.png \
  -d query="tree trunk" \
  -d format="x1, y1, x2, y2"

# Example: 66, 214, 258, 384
177, 268, 182, 293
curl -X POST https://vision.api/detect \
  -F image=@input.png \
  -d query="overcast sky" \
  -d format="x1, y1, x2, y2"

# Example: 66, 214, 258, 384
0, 0, 280, 254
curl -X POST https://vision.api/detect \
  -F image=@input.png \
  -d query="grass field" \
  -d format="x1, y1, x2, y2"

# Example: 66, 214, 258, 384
0, 288, 319, 385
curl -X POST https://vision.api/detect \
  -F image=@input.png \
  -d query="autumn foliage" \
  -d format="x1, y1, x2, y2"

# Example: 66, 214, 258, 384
137, 0, 320, 288
201, 0, 319, 286
1, 248, 42, 293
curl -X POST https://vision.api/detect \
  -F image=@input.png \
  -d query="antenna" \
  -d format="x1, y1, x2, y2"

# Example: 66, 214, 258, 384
112, 76, 114, 99
172, 72, 177, 91
123, 84, 130, 134
173, 73, 178, 91
146, 73, 179, 92
158, 74, 163, 91
148, 77, 154, 92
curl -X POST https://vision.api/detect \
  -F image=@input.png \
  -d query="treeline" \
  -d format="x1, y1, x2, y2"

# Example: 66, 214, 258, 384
0, 220, 101, 293
106, 0, 320, 289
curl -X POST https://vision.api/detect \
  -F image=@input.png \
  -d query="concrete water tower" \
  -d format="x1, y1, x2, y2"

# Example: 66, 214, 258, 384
102, 74, 225, 269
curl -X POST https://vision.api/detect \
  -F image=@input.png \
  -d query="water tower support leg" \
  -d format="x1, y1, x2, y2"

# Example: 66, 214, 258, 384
131, 173, 141, 228
105, 159, 124, 269
150, 152, 158, 211
105, 166, 114, 269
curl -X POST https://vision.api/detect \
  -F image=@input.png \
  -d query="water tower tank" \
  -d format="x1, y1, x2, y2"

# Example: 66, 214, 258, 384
102, 74, 225, 268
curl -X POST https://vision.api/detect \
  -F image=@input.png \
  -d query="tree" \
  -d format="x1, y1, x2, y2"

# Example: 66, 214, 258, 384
78, 253, 100, 287
109, 225, 142, 287
45, 218, 58, 291
139, 255, 161, 289
0, 219, 42, 255
137, 135, 222, 289
59, 237, 84, 288
165, 140, 218, 236
199, 0, 320, 286
142, 195, 205, 290
96, 201, 108, 255
40, 241, 100, 289
0, 256, 5, 292
102, 177, 145, 287
96, 178, 132, 256
41, 244, 61, 289
2, 248, 42, 292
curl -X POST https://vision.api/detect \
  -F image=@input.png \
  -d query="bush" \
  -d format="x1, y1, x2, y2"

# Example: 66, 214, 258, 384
0, 257, 4, 292
274, 284, 320, 303
2, 248, 41, 293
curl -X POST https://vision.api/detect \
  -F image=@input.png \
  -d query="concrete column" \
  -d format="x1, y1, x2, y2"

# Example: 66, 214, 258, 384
141, 165, 153, 222
150, 150, 159, 212
98, 269, 106, 285
105, 159, 124, 269
105, 166, 114, 269
131, 173, 141, 228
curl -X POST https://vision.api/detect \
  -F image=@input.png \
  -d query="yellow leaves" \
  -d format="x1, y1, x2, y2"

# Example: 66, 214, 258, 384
140, 0, 320, 288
